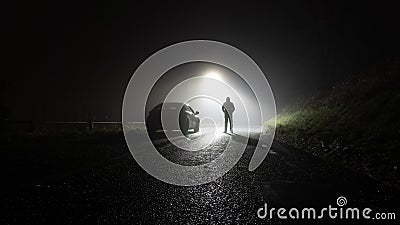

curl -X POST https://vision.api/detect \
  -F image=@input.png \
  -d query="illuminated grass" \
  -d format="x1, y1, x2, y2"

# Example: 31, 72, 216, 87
267, 60, 400, 189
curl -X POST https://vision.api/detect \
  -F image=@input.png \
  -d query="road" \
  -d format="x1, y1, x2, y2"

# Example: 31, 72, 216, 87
1, 128, 399, 224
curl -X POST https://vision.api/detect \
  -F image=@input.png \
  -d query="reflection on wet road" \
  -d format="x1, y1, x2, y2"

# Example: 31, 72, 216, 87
1, 128, 399, 224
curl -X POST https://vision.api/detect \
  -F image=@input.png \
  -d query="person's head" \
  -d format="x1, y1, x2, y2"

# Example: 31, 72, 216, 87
226, 97, 230, 102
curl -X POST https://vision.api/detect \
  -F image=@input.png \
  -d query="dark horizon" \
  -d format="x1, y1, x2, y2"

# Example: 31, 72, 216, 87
2, 1, 400, 121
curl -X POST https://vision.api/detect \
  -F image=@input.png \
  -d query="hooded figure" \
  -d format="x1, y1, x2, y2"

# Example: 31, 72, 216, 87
222, 97, 235, 133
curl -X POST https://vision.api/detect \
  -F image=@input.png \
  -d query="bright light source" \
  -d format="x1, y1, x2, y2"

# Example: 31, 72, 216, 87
204, 71, 223, 81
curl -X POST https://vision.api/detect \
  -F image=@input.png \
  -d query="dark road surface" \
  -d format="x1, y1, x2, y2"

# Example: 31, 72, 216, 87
1, 128, 399, 224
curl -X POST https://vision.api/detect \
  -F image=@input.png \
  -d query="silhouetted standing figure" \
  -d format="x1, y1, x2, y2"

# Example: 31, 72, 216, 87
222, 97, 235, 133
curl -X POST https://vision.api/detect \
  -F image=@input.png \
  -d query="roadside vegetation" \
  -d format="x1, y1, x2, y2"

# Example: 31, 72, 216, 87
266, 60, 400, 189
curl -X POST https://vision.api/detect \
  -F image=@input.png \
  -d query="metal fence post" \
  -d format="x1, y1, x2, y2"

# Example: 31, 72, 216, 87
29, 120, 35, 133
88, 120, 94, 132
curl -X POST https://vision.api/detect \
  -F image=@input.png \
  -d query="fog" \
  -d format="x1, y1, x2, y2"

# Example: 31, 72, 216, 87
146, 62, 271, 127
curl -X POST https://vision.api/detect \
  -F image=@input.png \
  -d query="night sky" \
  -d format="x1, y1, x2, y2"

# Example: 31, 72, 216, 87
2, 1, 399, 121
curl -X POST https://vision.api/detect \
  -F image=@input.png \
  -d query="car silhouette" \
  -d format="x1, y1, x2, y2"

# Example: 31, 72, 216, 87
146, 102, 200, 134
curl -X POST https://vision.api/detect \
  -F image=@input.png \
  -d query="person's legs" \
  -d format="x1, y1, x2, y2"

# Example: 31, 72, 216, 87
224, 114, 228, 132
229, 113, 233, 133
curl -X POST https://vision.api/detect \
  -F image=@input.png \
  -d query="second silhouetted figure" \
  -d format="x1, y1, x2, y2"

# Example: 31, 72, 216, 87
222, 97, 235, 133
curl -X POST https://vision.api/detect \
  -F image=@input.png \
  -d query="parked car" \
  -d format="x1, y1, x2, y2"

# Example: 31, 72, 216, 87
146, 102, 200, 134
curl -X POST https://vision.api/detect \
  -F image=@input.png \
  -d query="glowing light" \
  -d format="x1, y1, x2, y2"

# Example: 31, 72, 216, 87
204, 71, 223, 81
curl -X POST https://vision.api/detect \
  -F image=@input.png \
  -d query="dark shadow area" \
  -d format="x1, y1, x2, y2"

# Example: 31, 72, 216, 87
231, 133, 260, 147
259, 140, 400, 209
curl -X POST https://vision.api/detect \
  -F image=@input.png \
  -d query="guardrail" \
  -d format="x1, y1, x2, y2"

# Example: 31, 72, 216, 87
0, 121, 146, 134
44, 121, 123, 132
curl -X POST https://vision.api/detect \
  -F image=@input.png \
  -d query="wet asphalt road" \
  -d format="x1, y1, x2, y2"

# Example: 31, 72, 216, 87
1, 128, 399, 224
